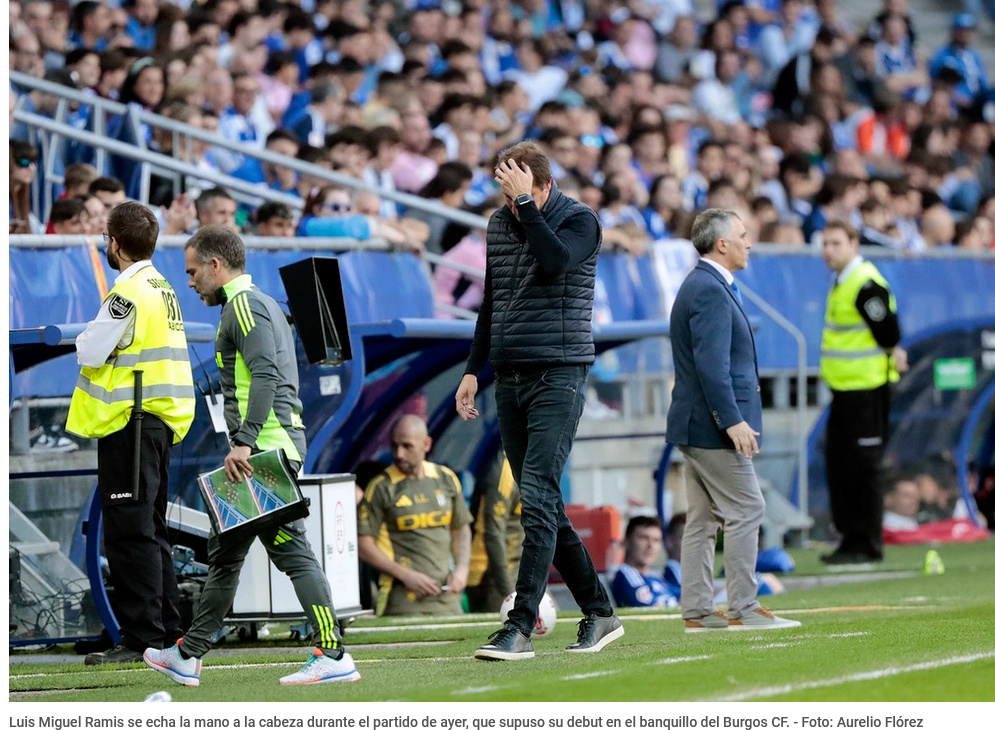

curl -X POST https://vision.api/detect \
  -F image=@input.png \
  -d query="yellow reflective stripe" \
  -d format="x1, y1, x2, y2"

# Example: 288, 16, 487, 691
113, 346, 191, 367
216, 351, 223, 367
822, 348, 888, 359
74, 376, 194, 403
823, 321, 869, 333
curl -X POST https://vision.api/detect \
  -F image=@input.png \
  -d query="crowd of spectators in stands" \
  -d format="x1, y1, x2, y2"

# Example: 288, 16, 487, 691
9, 0, 995, 258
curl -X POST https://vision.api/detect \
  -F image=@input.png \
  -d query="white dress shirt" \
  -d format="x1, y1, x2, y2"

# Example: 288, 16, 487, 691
701, 256, 734, 285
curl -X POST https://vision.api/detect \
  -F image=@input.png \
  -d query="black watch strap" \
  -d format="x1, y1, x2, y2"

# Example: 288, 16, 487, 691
515, 193, 534, 206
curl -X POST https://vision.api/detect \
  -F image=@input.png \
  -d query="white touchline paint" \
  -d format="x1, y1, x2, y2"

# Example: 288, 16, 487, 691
712, 650, 995, 701
341, 606, 929, 634
452, 686, 500, 695
562, 671, 619, 681
652, 655, 713, 665
749, 643, 793, 649
10, 656, 472, 681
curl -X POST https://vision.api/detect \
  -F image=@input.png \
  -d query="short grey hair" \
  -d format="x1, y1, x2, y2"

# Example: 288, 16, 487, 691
185, 225, 246, 273
690, 208, 740, 255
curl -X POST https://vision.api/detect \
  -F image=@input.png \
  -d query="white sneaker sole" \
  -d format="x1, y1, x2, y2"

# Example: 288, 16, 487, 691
143, 654, 201, 687
474, 648, 535, 661
564, 624, 625, 653
279, 670, 361, 685
728, 619, 802, 631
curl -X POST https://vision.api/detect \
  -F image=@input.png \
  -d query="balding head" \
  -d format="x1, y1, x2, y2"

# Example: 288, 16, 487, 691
390, 415, 431, 477
921, 205, 955, 247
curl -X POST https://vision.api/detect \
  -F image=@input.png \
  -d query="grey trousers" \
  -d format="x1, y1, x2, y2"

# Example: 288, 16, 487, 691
181, 518, 343, 658
678, 446, 764, 620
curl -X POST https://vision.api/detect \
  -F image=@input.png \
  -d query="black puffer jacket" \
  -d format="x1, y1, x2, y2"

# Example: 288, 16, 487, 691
465, 185, 602, 374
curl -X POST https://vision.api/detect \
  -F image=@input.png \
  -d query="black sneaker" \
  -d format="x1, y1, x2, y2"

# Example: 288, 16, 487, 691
565, 614, 625, 653
84, 643, 144, 665
820, 551, 882, 565
474, 627, 535, 661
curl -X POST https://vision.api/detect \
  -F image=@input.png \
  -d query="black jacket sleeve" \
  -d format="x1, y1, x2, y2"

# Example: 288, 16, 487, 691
855, 280, 901, 349
516, 200, 599, 275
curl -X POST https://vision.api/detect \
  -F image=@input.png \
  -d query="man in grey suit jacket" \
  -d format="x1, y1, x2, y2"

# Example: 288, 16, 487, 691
667, 209, 800, 633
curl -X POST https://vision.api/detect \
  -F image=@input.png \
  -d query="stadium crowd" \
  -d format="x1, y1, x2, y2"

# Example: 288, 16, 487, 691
9, 0, 995, 255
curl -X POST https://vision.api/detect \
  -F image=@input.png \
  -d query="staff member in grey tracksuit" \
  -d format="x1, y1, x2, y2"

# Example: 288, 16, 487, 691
143, 225, 359, 688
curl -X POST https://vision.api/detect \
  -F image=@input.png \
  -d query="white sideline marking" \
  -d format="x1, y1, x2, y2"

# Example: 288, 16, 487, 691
787, 632, 869, 640
652, 655, 712, 665
343, 606, 930, 634
750, 643, 792, 650
452, 686, 500, 695
10, 657, 472, 680
562, 670, 618, 681
713, 650, 995, 701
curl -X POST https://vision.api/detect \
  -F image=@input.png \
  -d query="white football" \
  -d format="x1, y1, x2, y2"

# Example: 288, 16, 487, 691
499, 591, 557, 637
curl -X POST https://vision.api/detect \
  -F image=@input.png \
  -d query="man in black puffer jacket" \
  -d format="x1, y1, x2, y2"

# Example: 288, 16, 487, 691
456, 141, 623, 661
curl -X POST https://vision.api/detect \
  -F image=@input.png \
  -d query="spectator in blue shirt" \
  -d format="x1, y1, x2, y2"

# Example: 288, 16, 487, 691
297, 184, 428, 252
69, 1, 111, 52
611, 516, 679, 609
125, 0, 159, 51
929, 14, 989, 106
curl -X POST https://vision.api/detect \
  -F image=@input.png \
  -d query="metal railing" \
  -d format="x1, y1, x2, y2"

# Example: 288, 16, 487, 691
10, 71, 489, 230
10, 234, 391, 251
14, 109, 306, 213
738, 280, 812, 544
10, 235, 481, 322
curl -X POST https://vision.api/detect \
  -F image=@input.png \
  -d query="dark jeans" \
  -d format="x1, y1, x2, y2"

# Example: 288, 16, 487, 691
97, 414, 180, 652
494, 364, 612, 635
826, 385, 890, 558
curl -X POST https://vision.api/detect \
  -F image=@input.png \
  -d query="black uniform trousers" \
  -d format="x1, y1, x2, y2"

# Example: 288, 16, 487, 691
494, 364, 613, 636
97, 414, 180, 652
825, 385, 891, 559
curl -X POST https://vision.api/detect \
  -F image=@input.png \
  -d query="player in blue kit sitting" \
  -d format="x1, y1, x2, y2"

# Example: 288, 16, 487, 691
611, 516, 679, 608
612, 514, 783, 609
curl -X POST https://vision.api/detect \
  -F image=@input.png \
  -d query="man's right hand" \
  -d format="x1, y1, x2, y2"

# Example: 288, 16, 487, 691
726, 421, 760, 459
455, 374, 479, 421
402, 568, 442, 599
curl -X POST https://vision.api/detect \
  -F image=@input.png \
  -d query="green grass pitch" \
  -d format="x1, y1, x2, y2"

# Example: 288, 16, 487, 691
9, 542, 995, 702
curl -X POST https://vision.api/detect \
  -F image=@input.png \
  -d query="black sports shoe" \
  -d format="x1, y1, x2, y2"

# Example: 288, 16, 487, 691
820, 551, 882, 565
474, 627, 535, 661
84, 643, 144, 665
565, 614, 625, 653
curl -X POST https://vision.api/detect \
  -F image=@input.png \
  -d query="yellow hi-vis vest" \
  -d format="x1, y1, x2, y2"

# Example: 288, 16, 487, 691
820, 260, 899, 392
67, 266, 195, 443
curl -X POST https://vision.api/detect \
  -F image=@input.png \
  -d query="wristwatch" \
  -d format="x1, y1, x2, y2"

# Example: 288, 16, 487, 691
514, 193, 534, 207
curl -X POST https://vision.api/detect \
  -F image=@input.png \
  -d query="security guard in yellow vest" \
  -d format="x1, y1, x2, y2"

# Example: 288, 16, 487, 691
819, 220, 907, 565
66, 202, 195, 664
